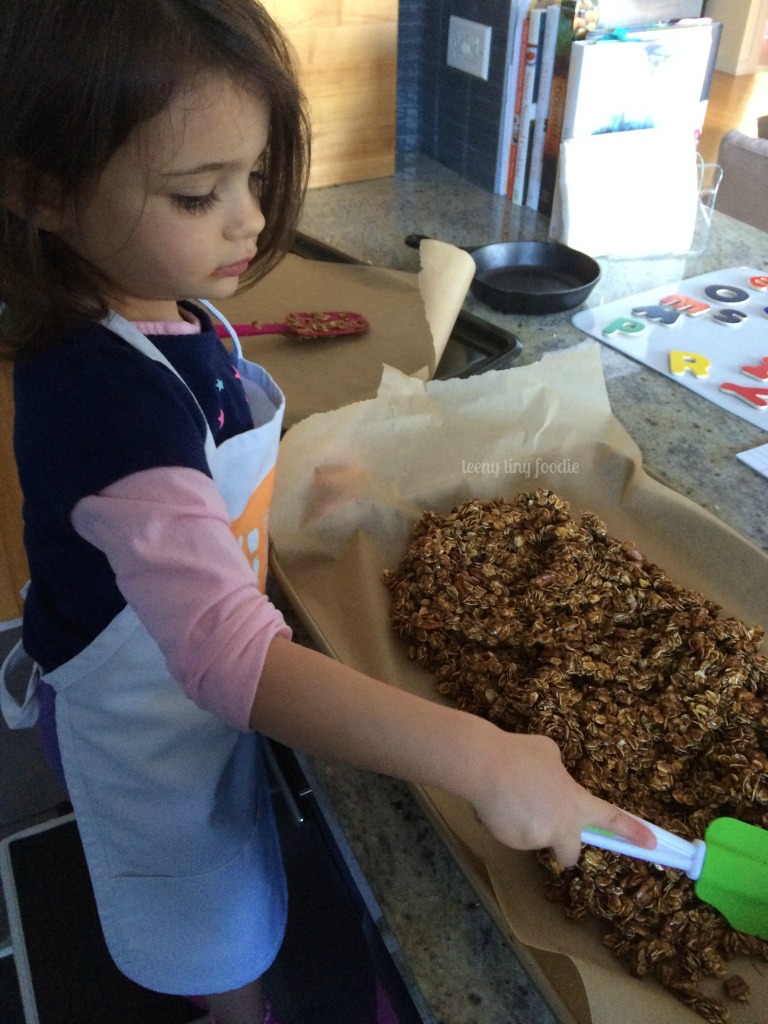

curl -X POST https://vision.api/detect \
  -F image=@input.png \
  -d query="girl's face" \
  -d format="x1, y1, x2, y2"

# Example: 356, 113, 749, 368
58, 77, 270, 321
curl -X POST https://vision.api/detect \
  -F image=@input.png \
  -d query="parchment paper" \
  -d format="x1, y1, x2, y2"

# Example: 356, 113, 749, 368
215, 240, 475, 428
269, 344, 768, 1024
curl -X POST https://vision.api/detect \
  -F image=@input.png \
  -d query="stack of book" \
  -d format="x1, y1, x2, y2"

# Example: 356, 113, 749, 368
494, 0, 721, 215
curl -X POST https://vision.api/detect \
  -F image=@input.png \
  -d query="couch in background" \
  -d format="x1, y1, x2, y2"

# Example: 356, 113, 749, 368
716, 127, 768, 232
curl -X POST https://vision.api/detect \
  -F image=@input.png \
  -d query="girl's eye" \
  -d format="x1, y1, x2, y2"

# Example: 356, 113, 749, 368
171, 191, 219, 215
249, 170, 265, 195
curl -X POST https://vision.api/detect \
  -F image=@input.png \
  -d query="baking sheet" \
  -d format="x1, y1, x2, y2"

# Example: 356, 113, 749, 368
288, 231, 524, 381
573, 266, 768, 430
215, 241, 475, 428
269, 344, 768, 1024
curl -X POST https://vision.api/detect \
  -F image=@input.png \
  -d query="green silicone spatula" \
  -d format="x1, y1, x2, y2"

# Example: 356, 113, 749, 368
581, 816, 768, 939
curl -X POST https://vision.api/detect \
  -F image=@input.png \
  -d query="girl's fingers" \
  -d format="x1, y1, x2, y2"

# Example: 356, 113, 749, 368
591, 803, 657, 850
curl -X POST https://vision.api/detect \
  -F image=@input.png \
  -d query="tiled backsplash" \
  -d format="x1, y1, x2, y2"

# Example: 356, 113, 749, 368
397, 0, 511, 192
396, 1, 706, 193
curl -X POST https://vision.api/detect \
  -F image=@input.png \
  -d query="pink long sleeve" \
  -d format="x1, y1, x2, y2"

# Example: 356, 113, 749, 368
71, 466, 291, 730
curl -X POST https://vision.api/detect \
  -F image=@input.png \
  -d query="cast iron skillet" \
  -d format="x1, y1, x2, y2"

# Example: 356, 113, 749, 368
405, 234, 601, 315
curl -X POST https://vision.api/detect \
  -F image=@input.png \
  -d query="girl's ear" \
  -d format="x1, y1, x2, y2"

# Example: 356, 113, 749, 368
2, 159, 72, 233
32, 195, 73, 234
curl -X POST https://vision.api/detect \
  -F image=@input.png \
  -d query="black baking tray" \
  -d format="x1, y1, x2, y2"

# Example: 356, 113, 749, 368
290, 232, 523, 380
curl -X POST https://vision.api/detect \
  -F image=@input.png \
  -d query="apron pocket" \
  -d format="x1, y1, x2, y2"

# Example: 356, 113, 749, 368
95, 821, 287, 995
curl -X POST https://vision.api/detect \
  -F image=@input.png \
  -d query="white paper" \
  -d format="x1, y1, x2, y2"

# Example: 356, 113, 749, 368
550, 128, 700, 258
737, 442, 768, 481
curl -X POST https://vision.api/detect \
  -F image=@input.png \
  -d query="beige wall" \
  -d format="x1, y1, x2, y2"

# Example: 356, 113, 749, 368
707, 0, 768, 74
262, 0, 398, 187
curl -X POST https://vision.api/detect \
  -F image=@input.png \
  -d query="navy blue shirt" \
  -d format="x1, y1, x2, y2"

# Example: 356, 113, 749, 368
14, 305, 254, 672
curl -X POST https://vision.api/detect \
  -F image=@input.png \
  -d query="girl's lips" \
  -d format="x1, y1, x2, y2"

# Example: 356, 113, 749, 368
215, 257, 253, 278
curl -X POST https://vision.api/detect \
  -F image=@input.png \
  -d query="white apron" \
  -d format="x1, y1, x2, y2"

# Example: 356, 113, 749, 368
1, 304, 287, 994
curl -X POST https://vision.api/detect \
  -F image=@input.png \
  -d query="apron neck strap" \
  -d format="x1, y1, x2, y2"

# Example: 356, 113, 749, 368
197, 300, 243, 361
101, 311, 217, 468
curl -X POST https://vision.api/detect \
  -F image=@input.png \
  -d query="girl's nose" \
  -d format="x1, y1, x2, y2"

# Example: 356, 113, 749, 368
226, 192, 266, 241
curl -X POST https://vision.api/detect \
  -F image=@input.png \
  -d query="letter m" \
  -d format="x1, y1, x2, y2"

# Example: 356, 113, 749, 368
660, 294, 710, 317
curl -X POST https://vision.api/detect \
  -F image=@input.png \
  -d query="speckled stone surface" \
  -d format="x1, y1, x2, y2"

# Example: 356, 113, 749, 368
309, 761, 559, 1024
277, 154, 768, 1023
299, 152, 768, 554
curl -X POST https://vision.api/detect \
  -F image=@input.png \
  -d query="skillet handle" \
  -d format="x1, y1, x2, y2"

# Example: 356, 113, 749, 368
405, 234, 432, 249
406, 234, 477, 256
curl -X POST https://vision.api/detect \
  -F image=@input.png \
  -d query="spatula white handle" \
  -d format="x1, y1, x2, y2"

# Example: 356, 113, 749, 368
581, 818, 706, 880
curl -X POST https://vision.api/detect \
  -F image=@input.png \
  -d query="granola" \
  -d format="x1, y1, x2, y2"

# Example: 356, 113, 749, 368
383, 489, 768, 1023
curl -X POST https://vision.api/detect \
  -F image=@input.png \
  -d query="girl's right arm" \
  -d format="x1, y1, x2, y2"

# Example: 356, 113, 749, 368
253, 633, 654, 868
73, 465, 655, 868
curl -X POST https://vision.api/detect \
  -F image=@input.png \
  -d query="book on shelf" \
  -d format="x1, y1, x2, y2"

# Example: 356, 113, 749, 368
496, 1, 531, 195
510, 5, 545, 203
494, 1, 707, 204
537, 0, 581, 215
525, 4, 561, 210
494, 0, 532, 195
548, 17, 721, 256
535, 0, 706, 215
560, 19, 721, 144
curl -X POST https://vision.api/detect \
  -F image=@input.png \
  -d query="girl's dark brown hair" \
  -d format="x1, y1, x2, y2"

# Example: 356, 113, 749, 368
0, 0, 310, 358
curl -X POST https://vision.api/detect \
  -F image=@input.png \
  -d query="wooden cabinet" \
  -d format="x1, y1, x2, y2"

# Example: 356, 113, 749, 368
262, 0, 398, 187
1, 363, 26, 620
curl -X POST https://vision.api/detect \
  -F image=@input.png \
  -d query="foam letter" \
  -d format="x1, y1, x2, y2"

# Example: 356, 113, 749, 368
631, 304, 682, 327
669, 351, 711, 378
602, 317, 646, 337
741, 357, 768, 381
720, 382, 768, 409
660, 293, 710, 316
704, 284, 749, 304
712, 308, 748, 327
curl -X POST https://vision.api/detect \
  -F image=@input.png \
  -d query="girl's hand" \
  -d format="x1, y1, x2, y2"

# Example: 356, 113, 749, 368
254, 638, 655, 868
469, 731, 656, 868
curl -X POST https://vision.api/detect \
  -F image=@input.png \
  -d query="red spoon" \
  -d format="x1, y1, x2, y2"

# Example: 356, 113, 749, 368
214, 311, 369, 340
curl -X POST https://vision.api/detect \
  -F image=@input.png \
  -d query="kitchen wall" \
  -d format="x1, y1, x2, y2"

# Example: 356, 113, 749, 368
397, 0, 511, 192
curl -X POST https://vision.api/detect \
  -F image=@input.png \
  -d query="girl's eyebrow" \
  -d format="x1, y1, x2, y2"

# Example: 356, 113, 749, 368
160, 161, 235, 178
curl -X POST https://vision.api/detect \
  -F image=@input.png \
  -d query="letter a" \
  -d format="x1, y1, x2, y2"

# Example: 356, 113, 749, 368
720, 381, 768, 409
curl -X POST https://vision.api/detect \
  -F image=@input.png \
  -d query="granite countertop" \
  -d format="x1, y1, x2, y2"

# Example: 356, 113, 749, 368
278, 153, 768, 1024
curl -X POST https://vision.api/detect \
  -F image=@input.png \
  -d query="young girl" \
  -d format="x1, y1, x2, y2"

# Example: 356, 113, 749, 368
0, 2, 654, 1023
